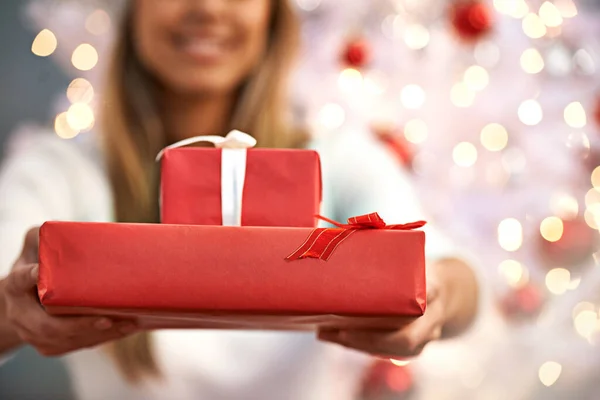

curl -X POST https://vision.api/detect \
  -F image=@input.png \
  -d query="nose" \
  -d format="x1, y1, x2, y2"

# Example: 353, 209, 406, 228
187, 0, 227, 20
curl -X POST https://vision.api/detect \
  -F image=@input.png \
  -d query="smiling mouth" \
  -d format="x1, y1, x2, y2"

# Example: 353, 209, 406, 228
176, 36, 230, 62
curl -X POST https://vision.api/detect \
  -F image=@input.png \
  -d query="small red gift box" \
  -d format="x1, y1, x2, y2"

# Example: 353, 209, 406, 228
158, 131, 321, 227
38, 215, 426, 330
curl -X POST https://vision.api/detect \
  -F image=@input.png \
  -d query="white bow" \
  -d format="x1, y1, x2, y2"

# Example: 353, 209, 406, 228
156, 130, 257, 226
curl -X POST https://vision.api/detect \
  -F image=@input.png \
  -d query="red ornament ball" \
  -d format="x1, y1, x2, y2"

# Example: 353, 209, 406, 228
499, 283, 544, 322
359, 359, 414, 399
449, 0, 494, 42
537, 217, 598, 270
342, 38, 371, 68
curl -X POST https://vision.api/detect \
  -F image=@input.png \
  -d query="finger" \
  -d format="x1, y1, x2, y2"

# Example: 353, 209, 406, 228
32, 323, 140, 357
21, 227, 40, 264
5, 264, 38, 295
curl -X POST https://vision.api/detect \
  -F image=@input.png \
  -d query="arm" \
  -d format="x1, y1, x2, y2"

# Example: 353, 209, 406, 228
315, 133, 479, 355
0, 133, 136, 359
0, 278, 22, 353
430, 257, 478, 338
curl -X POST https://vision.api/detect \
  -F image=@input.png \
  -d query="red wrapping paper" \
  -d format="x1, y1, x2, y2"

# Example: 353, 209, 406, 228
160, 148, 322, 227
38, 221, 426, 330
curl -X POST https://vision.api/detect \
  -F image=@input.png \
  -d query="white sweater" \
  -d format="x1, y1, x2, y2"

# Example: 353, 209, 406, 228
0, 127, 469, 400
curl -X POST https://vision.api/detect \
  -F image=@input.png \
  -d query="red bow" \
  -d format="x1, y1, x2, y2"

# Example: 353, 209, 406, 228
285, 213, 426, 261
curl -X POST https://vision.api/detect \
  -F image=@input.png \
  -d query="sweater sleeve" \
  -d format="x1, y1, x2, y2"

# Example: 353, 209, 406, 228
0, 130, 110, 278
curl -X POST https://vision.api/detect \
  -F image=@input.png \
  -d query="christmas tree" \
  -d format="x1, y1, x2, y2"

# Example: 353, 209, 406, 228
23, 0, 600, 398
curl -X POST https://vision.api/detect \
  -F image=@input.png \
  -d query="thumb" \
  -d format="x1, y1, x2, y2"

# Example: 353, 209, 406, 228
6, 264, 39, 295
21, 227, 40, 264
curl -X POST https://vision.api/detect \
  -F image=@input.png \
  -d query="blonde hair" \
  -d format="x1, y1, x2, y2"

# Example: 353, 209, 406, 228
100, 0, 302, 382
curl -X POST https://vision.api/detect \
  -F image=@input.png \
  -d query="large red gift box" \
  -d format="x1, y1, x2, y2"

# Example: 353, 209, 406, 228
38, 216, 426, 330
160, 147, 321, 227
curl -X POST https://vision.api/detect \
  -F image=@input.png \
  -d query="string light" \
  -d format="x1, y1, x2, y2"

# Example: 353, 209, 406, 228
563, 102, 587, 128
498, 218, 523, 252
545, 268, 571, 295
31, 29, 57, 57
573, 302, 595, 320
54, 112, 79, 139
463, 65, 489, 92
452, 142, 477, 167
574, 309, 598, 340
520, 48, 545, 74
591, 167, 600, 189
450, 82, 475, 108
66, 103, 95, 131
72, 44, 99, 71
85, 9, 111, 35
403, 119, 428, 144
498, 259, 528, 288
403, 24, 430, 50
550, 193, 578, 219
400, 84, 426, 109
480, 123, 508, 151
540, 217, 564, 242
584, 208, 600, 229
474, 41, 500, 68
539, 2, 563, 27
538, 362, 562, 387
338, 68, 363, 93
518, 99, 543, 126
66, 78, 94, 104
317, 103, 345, 130
522, 13, 547, 39
584, 188, 600, 208
555, 0, 578, 17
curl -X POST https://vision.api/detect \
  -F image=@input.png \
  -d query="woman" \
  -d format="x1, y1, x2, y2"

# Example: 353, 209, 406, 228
0, 1, 479, 399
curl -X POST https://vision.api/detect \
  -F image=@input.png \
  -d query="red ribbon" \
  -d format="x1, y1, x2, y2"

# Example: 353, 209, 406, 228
285, 212, 426, 261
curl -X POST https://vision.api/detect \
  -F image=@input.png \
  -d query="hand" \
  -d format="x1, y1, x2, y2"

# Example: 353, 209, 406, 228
317, 275, 445, 359
2, 227, 139, 356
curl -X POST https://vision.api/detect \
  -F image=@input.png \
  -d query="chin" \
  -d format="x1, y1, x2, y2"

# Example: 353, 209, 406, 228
166, 74, 239, 97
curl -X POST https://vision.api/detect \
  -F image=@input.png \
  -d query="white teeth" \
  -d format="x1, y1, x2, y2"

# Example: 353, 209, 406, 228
182, 39, 224, 57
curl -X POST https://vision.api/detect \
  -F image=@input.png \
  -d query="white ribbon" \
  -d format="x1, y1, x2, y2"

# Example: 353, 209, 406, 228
156, 130, 257, 226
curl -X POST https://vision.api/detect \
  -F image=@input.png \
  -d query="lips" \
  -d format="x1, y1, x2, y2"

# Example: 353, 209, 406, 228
176, 35, 231, 62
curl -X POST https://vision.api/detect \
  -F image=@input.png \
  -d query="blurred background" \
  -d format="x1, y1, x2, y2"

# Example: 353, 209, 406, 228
1, 0, 600, 398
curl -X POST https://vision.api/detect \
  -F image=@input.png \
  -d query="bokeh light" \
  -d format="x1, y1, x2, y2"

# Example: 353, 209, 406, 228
498, 259, 529, 288
522, 13, 547, 39
72, 44, 99, 71
54, 112, 79, 139
400, 84, 426, 109
540, 217, 564, 242
31, 29, 57, 57
403, 24, 430, 50
66, 78, 94, 104
404, 119, 428, 144
317, 103, 345, 130
520, 48, 545, 74
545, 268, 571, 295
550, 193, 579, 220
563, 102, 587, 128
85, 9, 111, 35
338, 68, 363, 93
66, 103, 95, 131
539, 362, 562, 387
464, 65, 489, 91
451, 82, 475, 108
518, 99, 543, 126
498, 218, 523, 251
452, 142, 478, 167
539, 1, 563, 27
480, 123, 508, 151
